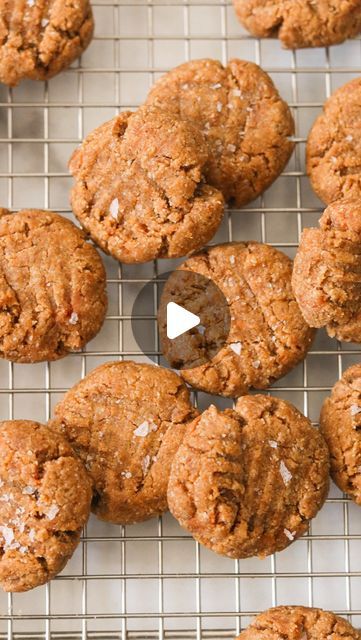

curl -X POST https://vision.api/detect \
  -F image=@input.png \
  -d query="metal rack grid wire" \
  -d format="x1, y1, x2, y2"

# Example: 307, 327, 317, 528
0, 0, 360, 638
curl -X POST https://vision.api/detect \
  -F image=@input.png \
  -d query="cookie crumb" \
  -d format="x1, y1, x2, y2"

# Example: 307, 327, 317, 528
279, 460, 292, 485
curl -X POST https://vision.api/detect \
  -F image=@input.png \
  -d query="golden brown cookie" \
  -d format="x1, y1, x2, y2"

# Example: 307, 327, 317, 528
320, 363, 361, 505
235, 606, 360, 640
167, 397, 330, 559
292, 200, 361, 343
49, 361, 197, 525
233, 0, 361, 49
146, 58, 294, 207
159, 242, 315, 398
307, 78, 361, 205
0, 0, 94, 86
0, 208, 107, 363
0, 420, 92, 592
69, 106, 224, 264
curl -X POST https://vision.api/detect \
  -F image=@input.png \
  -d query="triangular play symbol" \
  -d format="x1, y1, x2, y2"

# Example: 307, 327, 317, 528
166, 302, 200, 340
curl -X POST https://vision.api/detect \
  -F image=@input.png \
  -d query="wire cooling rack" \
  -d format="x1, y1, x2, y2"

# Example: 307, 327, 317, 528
0, 0, 360, 638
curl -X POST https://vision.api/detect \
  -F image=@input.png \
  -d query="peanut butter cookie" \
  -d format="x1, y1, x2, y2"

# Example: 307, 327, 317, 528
0, 420, 92, 592
307, 78, 361, 204
49, 361, 197, 525
236, 606, 360, 640
0, 208, 107, 363
158, 242, 315, 398
69, 106, 224, 264
292, 200, 361, 343
146, 58, 294, 206
167, 397, 329, 559
0, 0, 94, 86
233, 1, 361, 49
320, 363, 361, 505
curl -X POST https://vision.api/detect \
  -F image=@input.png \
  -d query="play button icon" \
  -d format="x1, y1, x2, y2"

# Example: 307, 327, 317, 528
166, 302, 200, 340
131, 269, 230, 370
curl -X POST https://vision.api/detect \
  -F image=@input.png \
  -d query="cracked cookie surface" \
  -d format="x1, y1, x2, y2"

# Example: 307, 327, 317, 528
292, 200, 361, 343
320, 363, 361, 506
69, 106, 224, 264
167, 397, 330, 559
0, 420, 92, 592
307, 78, 361, 204
233, 0, 361, 49
146, 58, 294, 206
0, 208, 107, 363
159, 242, 315, 397
235, 606, 361, 640
49, 361, 198, 524
0, 0, 94, 86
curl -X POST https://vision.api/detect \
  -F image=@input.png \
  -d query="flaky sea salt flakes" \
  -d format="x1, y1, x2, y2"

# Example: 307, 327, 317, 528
253, 360, 261, 369
142, 455, 151, 475
230, 342, 242, 356
350, 404, 361, 416
19, 546, 28, 554
109, 198, 119, 219
216, 101, 223, 113
41, 18, 49, 27
27, 0, 35, 6
229, 255, 235, 265
181, 83, 189, 90
69, 311, 78, 325
284, 528, 296, 541
232, 89, 241, 97
197, 324, 205, 335
134, 421, 150, 437
29, 528, 36, 542
22, 486, 36, 495
227, 144, 236, 153
211, 83, 222, 89
121, 471, 132, 479
0, 526, 14, 548
46, 504, 60, 520
346, 134, 353, 142
0, 479, 3, 488
269, 440, 278, 449
331, 156, 337, 163
279, 460, 292, 485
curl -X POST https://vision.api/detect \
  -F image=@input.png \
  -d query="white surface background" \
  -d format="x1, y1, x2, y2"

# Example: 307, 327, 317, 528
0, 1, 360, 638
